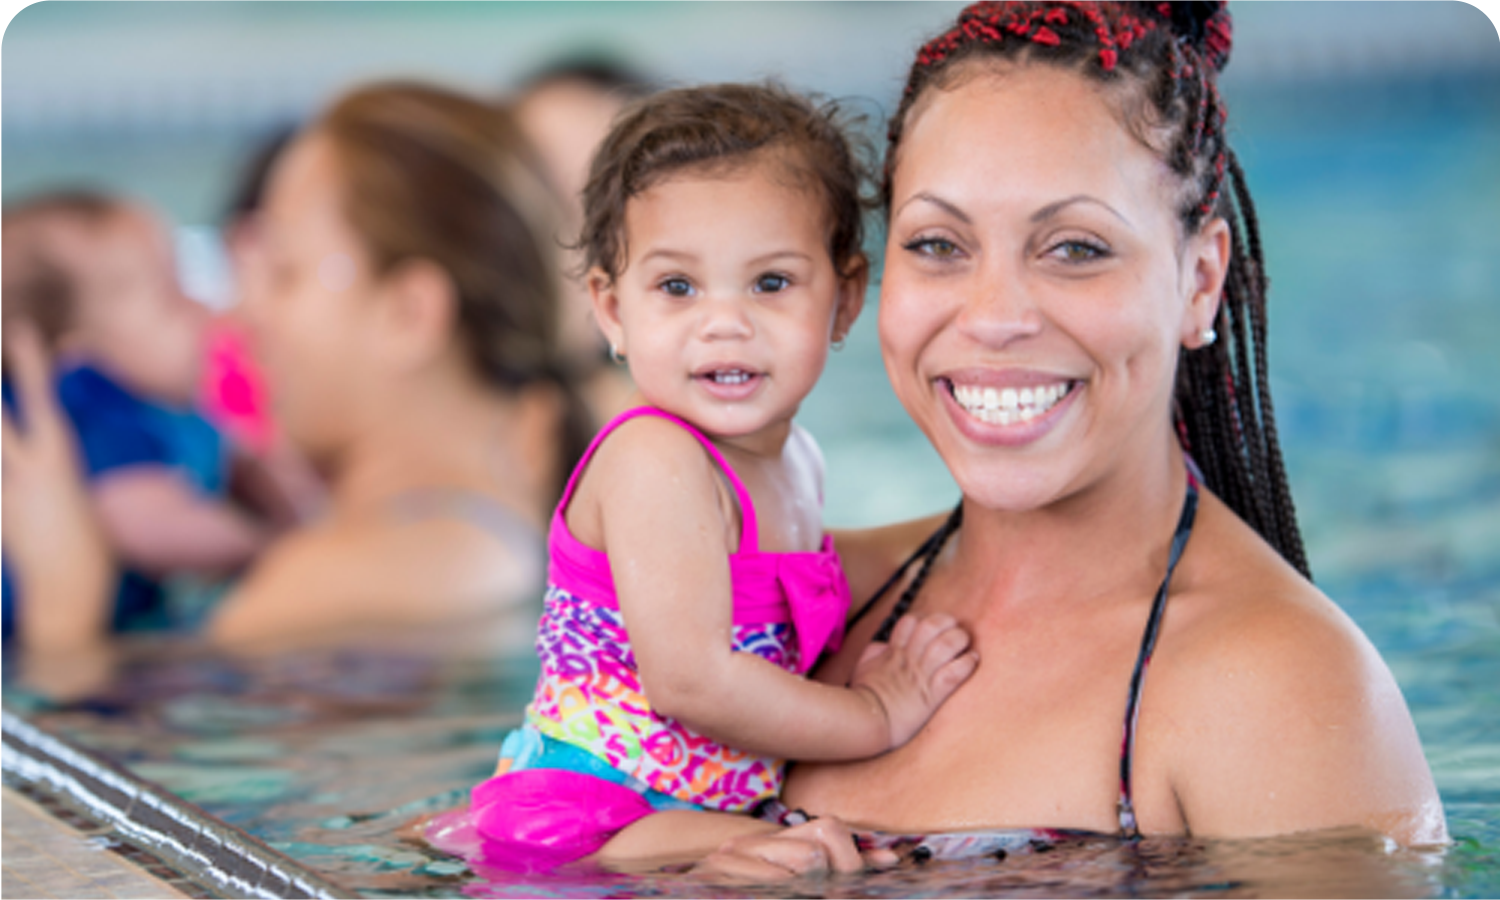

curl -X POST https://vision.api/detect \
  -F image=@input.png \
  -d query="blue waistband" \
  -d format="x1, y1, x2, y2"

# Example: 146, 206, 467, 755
499, 725, 701, 814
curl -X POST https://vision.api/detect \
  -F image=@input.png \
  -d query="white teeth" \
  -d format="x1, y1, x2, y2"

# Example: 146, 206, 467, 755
712, 370, 751, 385
950, 380, 1073, 425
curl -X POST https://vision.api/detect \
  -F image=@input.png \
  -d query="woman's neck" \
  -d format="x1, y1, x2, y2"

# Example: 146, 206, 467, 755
948, 433, 1190, 620
325, 369, 551, 528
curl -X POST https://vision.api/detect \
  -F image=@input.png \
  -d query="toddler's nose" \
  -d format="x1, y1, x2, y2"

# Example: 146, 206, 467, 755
698, 297, 755, 341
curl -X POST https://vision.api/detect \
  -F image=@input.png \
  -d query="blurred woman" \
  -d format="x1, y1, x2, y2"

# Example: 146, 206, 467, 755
207, 82, 585, 649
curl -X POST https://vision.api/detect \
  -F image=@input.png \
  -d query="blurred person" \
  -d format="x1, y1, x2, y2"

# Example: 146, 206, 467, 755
208, 126, 328, 523
210, 126, 297, 459
2, 192, 272, 638
207, 82, 588, 650
512, 57, 653, 420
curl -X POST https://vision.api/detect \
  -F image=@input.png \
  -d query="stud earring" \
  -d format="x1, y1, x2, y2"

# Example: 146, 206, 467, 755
1199, 328, 1217, 347
610, 344, 626, 364
831, 336, 847, 352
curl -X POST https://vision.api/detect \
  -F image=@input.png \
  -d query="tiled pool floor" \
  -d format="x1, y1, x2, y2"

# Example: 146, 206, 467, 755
2, 787, 188, 899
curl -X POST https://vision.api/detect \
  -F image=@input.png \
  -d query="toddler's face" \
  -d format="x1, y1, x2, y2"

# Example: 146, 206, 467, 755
61, 210, 207, 407
592, 159, 864, 446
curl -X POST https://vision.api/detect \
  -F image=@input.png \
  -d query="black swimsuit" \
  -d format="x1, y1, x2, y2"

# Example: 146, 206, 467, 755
847, 478, 1201, 840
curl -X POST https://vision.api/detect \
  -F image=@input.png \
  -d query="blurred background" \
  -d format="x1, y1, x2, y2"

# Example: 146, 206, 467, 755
3, 1, 1498, 890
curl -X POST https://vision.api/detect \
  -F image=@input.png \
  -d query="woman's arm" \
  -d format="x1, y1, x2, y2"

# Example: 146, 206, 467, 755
206, 514, 537, 649
589, 417, 976, 761
595, 809, 879, 879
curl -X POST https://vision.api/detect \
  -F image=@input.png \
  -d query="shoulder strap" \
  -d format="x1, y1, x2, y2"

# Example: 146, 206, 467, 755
1117, 480, 1199, 838
556, 406, 760, 554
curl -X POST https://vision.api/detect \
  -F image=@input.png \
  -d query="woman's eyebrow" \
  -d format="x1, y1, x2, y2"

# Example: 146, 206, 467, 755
1030, 194, 1130, 226
894, 191, 971, 224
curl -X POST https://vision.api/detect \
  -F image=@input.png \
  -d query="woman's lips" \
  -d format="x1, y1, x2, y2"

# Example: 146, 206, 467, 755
937, 374, 1080, 445
694, 367, 764, 401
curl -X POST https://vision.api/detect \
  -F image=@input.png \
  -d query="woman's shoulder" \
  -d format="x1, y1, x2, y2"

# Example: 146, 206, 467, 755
1165, 489, 1373, 681
208, 504, 541, 648
1147, 489, 1444, 844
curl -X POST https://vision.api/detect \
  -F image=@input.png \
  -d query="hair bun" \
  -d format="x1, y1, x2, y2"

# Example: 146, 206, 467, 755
1140, 0, 1233, 73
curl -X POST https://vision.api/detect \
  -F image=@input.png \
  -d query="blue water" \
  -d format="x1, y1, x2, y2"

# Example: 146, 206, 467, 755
4, 73, 1498, 897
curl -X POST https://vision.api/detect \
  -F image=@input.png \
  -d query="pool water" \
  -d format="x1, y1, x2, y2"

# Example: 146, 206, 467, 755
5, 67, 1499, 900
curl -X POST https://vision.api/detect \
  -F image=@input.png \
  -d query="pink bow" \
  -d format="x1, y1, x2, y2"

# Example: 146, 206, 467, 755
775, 553, 850, 673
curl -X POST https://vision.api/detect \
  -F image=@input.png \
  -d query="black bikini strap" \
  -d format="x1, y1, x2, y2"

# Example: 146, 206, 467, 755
1117, 480, 1199, 838
851, 504, 964, 642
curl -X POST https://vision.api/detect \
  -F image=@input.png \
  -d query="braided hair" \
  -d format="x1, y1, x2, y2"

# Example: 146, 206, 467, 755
885, 1, 1309, 577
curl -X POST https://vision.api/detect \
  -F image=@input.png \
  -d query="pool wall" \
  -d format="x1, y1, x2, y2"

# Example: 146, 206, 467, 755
1, 708, 356, 900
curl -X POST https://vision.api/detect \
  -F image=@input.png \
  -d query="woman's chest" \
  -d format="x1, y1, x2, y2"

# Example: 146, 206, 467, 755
791, 602, 1179, 834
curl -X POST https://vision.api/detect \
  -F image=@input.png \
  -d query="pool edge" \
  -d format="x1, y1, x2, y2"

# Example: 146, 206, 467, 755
2, 707, 358, 900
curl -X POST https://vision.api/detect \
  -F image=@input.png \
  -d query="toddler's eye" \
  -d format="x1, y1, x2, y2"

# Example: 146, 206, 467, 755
754, 273, 790, 294
903, 236, 961, 260
659, 277, 694, 297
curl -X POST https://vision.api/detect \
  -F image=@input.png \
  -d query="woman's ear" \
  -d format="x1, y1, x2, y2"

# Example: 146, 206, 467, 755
373, 258, 458, 370
832, 255, 870, 345
586, 267, 628, 361
1181, 217, 1230, 349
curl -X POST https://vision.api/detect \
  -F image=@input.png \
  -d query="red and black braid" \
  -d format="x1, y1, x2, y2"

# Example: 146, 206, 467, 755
886, 1, 1310, 578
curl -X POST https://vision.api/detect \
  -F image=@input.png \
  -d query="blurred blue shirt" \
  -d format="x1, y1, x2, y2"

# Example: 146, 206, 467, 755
2, 363, 227, 641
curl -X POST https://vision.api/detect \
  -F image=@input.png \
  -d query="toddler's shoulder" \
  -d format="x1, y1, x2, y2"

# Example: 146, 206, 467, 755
588, 412, 720, 484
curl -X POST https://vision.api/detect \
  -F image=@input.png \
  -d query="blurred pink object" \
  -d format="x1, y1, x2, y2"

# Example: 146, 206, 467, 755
201, 320, 273, 453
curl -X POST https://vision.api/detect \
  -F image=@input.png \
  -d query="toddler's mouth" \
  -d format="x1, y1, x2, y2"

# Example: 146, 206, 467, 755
694, 366, 765, 399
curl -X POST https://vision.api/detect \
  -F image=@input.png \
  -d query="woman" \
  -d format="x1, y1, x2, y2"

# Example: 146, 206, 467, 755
597, 0, 1446, 875
206, 83, 586, 649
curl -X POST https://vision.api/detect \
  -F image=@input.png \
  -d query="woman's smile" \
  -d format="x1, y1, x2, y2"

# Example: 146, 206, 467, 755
939, 373, 1081, 445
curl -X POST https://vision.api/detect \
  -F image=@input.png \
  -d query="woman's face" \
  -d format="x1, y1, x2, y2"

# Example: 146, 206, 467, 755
241, 134, 383, 464
880, 63, 1226, 511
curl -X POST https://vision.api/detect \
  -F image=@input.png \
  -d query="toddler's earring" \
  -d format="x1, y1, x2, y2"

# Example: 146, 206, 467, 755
831, 335, 847, 352
1198, 328, 1217, 348
609, 344, 626, 365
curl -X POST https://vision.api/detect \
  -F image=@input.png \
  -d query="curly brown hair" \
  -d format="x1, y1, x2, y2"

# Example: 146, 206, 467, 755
579, 82, 872, 283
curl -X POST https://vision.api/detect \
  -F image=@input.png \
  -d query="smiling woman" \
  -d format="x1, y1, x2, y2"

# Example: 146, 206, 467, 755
597, 1, 1447, 877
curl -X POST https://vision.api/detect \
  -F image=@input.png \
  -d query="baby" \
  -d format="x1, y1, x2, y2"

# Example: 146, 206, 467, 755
2, 192, 272, 637
455, 83, 978, 870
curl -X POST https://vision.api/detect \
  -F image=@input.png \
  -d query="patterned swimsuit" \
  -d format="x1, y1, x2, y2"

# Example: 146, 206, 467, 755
522, 405, 852, 810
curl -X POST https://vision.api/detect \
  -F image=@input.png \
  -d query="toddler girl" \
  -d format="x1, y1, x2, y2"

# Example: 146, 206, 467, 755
452, 83, 978, 872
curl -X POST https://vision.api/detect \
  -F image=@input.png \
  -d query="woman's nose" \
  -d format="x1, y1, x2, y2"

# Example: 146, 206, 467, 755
956, 262, 1044, 348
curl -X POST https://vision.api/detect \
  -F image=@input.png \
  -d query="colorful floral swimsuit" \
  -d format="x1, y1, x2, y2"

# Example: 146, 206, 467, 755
457, 406, 851, 870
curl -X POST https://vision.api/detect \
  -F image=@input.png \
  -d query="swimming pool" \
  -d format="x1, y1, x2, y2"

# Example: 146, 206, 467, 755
4, 63, 1498, 900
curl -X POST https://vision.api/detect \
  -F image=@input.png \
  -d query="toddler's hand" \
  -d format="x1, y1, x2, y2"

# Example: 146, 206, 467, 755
850, 613, 977, 750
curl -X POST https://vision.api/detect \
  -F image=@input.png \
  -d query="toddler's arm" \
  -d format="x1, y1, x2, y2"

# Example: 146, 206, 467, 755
93, 468, 268, 575
585, 417, 976, 762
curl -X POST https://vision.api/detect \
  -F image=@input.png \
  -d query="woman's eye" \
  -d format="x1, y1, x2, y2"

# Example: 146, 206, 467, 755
1048, 240, 1108, 263
754, 273, 790, 294
903, 236, 961, 260
659, 277, 694, 297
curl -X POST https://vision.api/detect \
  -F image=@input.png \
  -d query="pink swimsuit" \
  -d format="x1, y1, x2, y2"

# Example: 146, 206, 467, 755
440, 406, 851, 871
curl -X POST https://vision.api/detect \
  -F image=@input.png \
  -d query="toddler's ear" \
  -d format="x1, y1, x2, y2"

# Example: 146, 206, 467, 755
832, 256, 870, 344
586, 267, 627, 358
